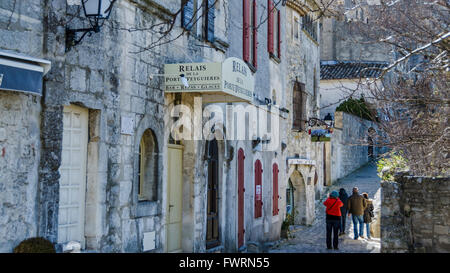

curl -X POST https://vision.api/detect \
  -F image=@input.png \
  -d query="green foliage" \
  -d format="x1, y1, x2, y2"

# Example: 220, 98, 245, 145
377, 153, 408, 181
13, 237, 56, 253
281, 213, 295, 230
281, 211, 296, 238
336, 97, 374, 121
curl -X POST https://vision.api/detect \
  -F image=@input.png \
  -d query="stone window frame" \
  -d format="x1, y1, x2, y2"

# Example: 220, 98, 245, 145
137, 129, 158, 202
132, 115, 164, 218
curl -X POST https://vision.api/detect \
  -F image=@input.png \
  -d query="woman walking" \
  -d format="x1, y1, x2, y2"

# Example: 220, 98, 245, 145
323, 191, 343, 250
338, 188, 349, 235
362, 192, 374, 239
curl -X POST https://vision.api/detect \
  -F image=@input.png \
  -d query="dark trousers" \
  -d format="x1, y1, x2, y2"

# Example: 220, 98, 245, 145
340, 209, 347, 233
326, 219, 340, 249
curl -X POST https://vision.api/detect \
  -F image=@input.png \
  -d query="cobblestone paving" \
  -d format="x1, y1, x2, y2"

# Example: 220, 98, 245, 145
269, 163, 381, 253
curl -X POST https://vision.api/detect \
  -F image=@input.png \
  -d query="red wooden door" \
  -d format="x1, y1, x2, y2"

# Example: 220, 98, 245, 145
238, 149, 245, 248
272, 163, 279, 216
254, 160, 263, 218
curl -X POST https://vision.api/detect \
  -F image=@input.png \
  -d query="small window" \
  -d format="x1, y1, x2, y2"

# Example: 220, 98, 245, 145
138, 129, 158, 201
292, 81, 306, 131
293, 13, 300, 42
273, 8, 281, 59
272, 89, 277, 105
182, 0, 215, 42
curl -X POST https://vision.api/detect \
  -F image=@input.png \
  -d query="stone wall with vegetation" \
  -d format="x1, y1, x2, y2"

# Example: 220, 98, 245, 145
381, 175, 450, 253
330, 111, 378, 183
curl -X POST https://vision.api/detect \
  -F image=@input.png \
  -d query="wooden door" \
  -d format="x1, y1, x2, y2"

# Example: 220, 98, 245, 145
237, 149, 245, 248
206, 140, 220, 249
58, 105, 88, 247
167, 144, 183, 252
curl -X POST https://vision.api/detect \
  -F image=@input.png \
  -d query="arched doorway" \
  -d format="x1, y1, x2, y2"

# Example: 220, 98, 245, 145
289, 170, 307, 225
206, 139, 220, 249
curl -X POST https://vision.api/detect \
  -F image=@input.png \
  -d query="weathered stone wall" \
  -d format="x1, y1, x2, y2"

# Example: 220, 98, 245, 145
0, 92, 41, 252
0, 0, 44, 252
381, 175, 450, 253
331, 111, 377, 183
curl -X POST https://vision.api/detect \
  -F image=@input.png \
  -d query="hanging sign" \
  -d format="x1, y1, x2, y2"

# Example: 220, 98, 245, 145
164, 58, 254, 102
222, 57, 254, 102
164, 62, 222, 92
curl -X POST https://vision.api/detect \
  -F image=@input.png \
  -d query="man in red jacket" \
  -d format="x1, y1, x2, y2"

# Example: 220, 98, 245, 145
323, 191, 344, 250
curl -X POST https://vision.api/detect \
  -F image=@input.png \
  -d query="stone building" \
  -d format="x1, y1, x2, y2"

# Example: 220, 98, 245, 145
283, 0, 323, 225
0, 0, 322, 253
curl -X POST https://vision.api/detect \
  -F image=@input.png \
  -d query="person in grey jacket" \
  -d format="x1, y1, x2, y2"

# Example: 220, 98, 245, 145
347, 187, 367, 240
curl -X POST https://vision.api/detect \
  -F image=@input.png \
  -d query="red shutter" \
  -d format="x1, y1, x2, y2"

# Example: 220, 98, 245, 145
272, 163, 279, 216
254, 160, 262, 218
267, 0, 274, 54
252, 0, 258, 68
238, 149, 245, 248
277, 9, 281, 59
243, 0, 251, 62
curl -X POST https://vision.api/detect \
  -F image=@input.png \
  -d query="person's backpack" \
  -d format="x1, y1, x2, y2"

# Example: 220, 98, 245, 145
369, 205, 375, 218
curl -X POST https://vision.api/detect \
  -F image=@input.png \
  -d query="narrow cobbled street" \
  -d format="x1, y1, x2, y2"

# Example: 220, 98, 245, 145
269, 163, 381, 253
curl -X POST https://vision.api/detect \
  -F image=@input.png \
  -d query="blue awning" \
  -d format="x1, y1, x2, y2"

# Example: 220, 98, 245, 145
0, 51, 51, 96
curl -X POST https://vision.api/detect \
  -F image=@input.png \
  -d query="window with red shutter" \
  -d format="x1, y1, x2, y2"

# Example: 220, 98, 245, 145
243, 0, 251, 63
267, 0, 274, 55
254, 160, 263, 219
272, 163, 279, 216
252, 0, 258, 69
277, 9, 281, 59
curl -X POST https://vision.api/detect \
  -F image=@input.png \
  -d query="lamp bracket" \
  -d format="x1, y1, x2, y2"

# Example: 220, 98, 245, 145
66, 26, 101, 52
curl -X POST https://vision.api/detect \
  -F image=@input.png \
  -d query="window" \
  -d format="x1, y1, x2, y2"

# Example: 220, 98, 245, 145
243, 0, 257, 69
182, 0, 215, 43
293, 12, 300, 42
272, 89, 277, 105
268, 1, 281, 60
292, 81, 306, 131
302, 13, 317, 42
138, 129, 158, 201
254, 160, 263, 218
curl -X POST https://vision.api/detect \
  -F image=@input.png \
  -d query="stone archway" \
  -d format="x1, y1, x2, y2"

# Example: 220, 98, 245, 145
289, 170, 307, 225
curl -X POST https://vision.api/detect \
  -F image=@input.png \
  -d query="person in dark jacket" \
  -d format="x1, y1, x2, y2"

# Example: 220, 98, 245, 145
338, 188, 349, 235
347, 187, 367, 240
323, 191, 344, 250
362, 192, 374, 239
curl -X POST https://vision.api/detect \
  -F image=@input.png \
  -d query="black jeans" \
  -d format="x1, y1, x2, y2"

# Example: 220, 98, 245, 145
326, 219, 340, 249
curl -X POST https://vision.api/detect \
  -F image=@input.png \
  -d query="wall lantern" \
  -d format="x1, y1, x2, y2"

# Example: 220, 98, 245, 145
66, 0, 116, 52
323, 113, 334, 128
